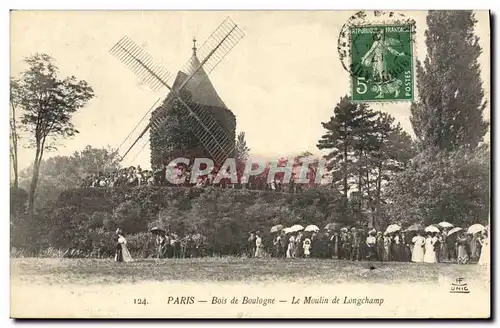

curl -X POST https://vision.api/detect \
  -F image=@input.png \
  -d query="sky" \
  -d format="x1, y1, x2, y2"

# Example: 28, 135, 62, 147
10, 10, 491, 171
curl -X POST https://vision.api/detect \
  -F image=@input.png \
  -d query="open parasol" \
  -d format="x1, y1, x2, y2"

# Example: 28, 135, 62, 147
438, 221, 454, 229
150, 227, 166, 234
283, 227, 293, 234
290, 224, 304, 232
424, 225, 440, 233
385, 224, 401, 234
405, 224, 424, 232
467, 224, 485, 235
270, 224, 284, 233
324, 222, 342, 231
447, 227, 463, 237
305, 224, 320, 232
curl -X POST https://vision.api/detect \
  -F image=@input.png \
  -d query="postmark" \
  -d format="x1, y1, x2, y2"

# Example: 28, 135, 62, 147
337, 11, 417, 102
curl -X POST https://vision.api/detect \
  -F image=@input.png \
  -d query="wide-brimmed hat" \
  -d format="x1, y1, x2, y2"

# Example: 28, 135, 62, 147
116, 228, 123, 234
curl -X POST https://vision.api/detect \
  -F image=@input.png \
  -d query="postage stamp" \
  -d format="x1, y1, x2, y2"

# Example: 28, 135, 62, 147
350, 24, 414, 102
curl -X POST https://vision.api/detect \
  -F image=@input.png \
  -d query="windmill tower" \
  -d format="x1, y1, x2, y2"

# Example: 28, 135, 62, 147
150, 38, 236, 169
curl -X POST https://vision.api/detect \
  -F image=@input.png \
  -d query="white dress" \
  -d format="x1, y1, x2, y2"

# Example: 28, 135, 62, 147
423, 236, 437, 263
255, 236, 264, 258
286, 236, 295, 258
478, 237, 489, 265
117, 235, 134, 262
303, 238, 311, 256
411, 235, 425, 262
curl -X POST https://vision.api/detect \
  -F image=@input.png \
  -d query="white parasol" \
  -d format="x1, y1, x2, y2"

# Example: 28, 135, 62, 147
385, 224, 401, 234
424, 225, 441, 233
290, 224, 304, 232
438, 221, 454, 229
270, 224, 284, 233
447, 227, 463, 237
467, 224, 485, 235
304, 224, 320, 232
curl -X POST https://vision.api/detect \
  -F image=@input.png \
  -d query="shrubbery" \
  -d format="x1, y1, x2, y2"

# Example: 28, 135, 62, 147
11, 186, 347, 257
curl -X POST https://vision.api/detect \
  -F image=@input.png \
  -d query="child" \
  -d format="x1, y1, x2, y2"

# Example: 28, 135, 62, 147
303, 237, 312, 258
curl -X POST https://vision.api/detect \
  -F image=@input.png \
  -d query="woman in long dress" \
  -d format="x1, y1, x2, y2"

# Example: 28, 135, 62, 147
423, 232, 437, 263
286, 234, 295, 258
411, 232, 425, 263
478, 231, 489, 265
114, 229, 133, 262
254, 232, 264, 258
365, 230, 377, 261
456, 232, 469, 264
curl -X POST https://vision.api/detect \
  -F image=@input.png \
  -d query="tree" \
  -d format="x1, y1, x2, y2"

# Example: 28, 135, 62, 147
15, 53, 94, 213
10, 78, 21, 188
386, 145, 490, 227
317, 96, 371, 220
366, 113, 415, 228
18, 145, 121, 210
235, 131, 250, 162
410, 11, 488, 151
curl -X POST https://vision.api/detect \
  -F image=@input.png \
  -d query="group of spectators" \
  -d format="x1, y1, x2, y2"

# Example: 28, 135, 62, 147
80, 164, 307, 193
245, 227, 489, 265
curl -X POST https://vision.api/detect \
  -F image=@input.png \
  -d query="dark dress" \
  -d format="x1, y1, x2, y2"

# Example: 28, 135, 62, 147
115, 238, 123, 262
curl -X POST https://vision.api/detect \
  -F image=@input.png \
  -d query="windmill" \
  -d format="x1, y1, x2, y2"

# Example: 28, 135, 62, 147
109, 17, 245, 166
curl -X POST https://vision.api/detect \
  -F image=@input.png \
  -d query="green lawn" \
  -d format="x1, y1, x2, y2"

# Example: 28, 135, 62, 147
10, 257, 486, 286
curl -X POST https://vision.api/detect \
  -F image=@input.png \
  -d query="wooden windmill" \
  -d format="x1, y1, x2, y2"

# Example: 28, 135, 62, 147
110, 17, 245, 166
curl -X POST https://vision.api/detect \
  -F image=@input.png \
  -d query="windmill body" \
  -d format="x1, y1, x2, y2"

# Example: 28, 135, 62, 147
150, 47, 236, 169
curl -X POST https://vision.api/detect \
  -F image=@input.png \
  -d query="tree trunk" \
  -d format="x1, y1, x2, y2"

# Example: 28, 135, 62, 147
373, 162, 383, 229
28, 137, 46, 214
10, 103, 19, 189
343, 145, 349, 221
28, 149, 41, 214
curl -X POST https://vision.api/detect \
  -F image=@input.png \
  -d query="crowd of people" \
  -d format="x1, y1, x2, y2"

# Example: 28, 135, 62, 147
112, 222, 489, 265
81, 165, 308, 192
244, 224, 489, 265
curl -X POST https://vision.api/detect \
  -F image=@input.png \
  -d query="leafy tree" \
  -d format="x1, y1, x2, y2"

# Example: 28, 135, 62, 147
235, 131, 250, 162
317, 96, 372, 220
366, 113, 415, 228
18, 145, 120, 209
15, 53, 94, 213
410, 10, 488, 151
386, 145, 490, 227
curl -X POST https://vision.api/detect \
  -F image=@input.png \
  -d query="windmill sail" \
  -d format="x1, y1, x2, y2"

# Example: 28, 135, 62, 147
110, 17, 245, 164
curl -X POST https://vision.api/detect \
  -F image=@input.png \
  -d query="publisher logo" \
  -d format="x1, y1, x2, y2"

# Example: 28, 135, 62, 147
450, 278, 470, 294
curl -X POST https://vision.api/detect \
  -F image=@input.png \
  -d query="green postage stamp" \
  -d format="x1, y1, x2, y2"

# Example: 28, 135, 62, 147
350, 25, 414, 102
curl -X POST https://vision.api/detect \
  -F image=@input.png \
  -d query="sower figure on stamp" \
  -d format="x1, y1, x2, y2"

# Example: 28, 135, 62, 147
361, 29, 405, 83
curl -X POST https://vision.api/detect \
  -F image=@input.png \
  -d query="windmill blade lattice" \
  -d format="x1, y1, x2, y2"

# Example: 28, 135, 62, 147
110, 36, 174, 92
177, 18, 245, 95
151, 97, 235, 165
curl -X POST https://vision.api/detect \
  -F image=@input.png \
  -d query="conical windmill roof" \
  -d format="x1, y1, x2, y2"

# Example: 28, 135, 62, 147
172, 54, 227, 109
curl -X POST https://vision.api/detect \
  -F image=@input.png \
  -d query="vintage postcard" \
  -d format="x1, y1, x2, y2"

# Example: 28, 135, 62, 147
10, 10, 491, 319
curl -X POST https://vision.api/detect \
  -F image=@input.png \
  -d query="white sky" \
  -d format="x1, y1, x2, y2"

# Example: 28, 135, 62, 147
10, 10, 490, 170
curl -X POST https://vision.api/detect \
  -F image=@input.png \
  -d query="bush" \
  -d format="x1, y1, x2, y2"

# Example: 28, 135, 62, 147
12, 186, 352, 257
